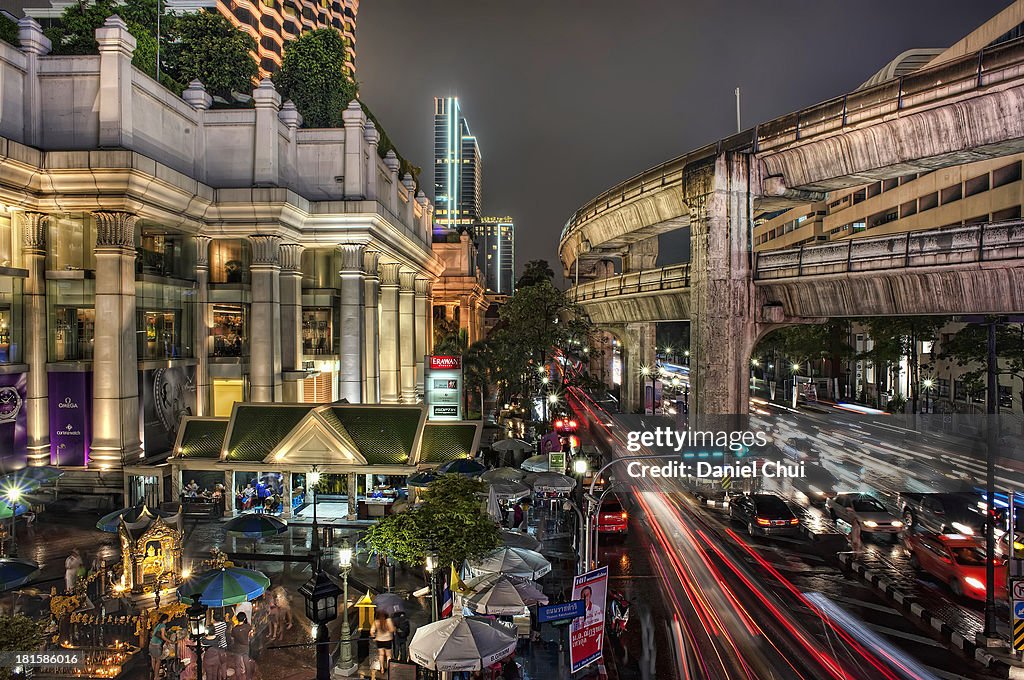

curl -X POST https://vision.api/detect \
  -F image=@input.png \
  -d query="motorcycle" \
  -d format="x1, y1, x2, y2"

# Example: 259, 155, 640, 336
607, 590, 630, 638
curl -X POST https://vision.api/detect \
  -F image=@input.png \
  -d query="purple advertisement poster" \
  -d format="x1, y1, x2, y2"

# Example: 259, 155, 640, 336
0, 373, 27, 470
48, 372, 92, 467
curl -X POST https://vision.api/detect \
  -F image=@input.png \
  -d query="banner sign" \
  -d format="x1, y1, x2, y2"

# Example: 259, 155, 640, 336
48, 372, 92, 467
140, 366, 196, 456
548, 451, 566, 473
0, 373, 27, 469
425, 355, 463, 421
538, 599, 585, 624
570, 565, 609, 672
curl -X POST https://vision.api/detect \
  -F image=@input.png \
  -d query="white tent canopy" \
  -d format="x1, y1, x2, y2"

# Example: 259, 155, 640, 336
480, 467, 526, 483
492, 439, 533, 454
500, 529, 541, 551
463, 572, 548, 615
465, 546, 552, 580
408, 616, 517, 671
525, 472, 576, 494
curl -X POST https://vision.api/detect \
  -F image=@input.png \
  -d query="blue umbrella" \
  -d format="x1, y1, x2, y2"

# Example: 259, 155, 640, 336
0, 503, 28, 520
177, 567, 270, 607
224, 513, 288, 539
437, 459, 487, 476
95, 502, 147, 533
0, 558, 39, 591
407, 471, 438, 488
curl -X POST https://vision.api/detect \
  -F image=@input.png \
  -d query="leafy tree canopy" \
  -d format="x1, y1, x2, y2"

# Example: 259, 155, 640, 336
273, 28, 356, 128
164, 11, 257, 99
0, 14, 18, 46
516, 259, 555, 289
0, 615, 44, 680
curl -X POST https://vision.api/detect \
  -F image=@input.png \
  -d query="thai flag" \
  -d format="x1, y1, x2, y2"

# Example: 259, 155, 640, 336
440, 573, 453, 618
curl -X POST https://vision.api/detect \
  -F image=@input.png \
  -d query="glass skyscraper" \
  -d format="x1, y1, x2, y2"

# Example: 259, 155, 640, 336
478, 217, 515, 294
434, 97, 482, 230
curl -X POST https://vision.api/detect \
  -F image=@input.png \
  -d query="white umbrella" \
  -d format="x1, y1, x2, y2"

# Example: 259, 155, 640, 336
464, 573, 548, 614
486, 484, 502, 521
526, 472, 576, 494
492, 439, 533, 454
521, 454, 550, 473
465, 546, 552, 580
500, 529, 541, 551
480, 467, 526, 483
409, 616, 517, 671
486, 480, 530, 502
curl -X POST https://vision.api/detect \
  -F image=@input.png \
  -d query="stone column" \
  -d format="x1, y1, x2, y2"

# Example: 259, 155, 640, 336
224, 470, 235, 517
90, 211, 142, 469
362, 250, 381, 403
688, 153, 757, 416
342, 101, 366, 199
414, 279, 431, 399
17, 19, 50, 148
623, 322, 656, 414
364, 121, 380, 201
194, 236, 211, 416
347, 472, 358, 520
249, 235, 283, 403
378, 263, 402, 404
279, 243, 305, 402
383, 152, 400, 217
95, 16, 135, 148
401, 174, 416, 229
21, 212, 49, 466
399, 271, 418, 403
337, 244, 365, 403
282, 471, 293, 519
252, 79, 281, 187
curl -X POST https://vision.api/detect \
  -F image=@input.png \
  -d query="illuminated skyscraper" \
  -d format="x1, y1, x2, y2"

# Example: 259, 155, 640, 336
478, 217, 515, 294
434, 97, 482, 230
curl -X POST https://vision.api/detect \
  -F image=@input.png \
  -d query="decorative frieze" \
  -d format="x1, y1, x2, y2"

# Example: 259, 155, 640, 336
399, 270, 417, 291
279, 243, 304, 272
414, 278, 432, 297
363, 250, 382, 279
337, 244, 366, 273
20, 212, 48, 253
249, 234, 283, 266
194, 235, 211, 268
93, 211, 137, 249
379, 262, 402, 287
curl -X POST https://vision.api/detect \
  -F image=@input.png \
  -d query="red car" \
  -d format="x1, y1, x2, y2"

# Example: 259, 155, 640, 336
596, 495, 629, 538
905, 532, 1007, 602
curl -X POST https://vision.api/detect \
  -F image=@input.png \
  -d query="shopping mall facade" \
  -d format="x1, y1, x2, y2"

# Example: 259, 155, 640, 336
0, 18, 451, 501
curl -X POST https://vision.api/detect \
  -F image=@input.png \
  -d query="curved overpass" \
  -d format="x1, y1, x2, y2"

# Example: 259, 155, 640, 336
560, 37, 1024, 272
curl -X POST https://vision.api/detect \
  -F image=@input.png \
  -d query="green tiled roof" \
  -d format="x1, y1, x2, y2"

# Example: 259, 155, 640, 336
325, 406, 421, 465
420, 423, 478, 464
316, 409, 363, 456
178, 420, 228, 459
225, 405, 315, 462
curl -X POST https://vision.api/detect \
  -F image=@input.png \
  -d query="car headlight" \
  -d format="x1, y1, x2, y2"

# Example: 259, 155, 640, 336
891, 520, 903, 528
964, 576, 985, 591
863, 520, 878, 528
951, 522, 975, 535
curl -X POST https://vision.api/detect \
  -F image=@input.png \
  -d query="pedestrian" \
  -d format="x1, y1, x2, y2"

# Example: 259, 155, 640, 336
228, 611, 252, 678
270, 586, 293, 632
209, 609, 229, 650
369, 611, 395, 679
64, 549, 82, 593
149, 613, 171, 680
391, 609, 411, 661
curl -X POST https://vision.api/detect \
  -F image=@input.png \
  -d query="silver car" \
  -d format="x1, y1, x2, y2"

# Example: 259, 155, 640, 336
826, 493, 904, 535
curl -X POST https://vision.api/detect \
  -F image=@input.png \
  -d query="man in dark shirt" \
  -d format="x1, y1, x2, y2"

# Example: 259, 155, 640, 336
229, 611, 252, 662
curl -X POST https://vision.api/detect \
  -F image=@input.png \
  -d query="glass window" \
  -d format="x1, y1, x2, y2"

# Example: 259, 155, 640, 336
48, 279, 95, 361
301, 249, 337, 289
48, 214, 96, 272
0, 214, 13, 267
211, 303, 248, 357
137, 230, 196, 280
209, 239, 251, 284
0, 277, 22, 364
136, 278, 195, 359
302, 308, 333, 354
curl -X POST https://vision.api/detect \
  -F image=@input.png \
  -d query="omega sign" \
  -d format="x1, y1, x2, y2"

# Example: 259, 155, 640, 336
425, 355, 464, 421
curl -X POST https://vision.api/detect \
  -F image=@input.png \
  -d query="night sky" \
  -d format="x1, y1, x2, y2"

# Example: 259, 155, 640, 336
357, 1, 1010, 278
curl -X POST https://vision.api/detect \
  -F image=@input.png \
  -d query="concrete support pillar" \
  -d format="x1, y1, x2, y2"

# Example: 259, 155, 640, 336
279, 244, 305, 402
337, 244, 365, 403
622, 322, 656, 414
362, 250, 381, 403
90, 211, 142, 469
347, 472, 358, 520
378, 263, 402, 404
622, 237, 659, 273
689, 153, 756, 416
194, 236, 211, 416
21, 212, 49, 466
95, 17, 135, 148
459, 295, 472, 337
224, 470, 235, 517
414, 279, 431, 399
399, 271, 418, 403
282, 472, 293, 518
249, 235, 283, 403
342, 101, 367, 199
364, 121, 380, 201
252, 79, 281, 186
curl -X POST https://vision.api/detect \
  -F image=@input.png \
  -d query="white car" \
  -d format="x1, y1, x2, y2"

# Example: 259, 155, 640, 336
826, 493, 904, 535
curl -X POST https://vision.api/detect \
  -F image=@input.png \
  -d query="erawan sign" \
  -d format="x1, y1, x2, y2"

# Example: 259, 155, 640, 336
425, 355, 463, 421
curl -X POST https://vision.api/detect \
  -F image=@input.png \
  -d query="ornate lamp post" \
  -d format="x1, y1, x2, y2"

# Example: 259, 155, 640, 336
640, 365, 652, 414
5, 486, 22, 557
300, 566, 342, 680
186, 595, 208, 680
308, 466, 322, 562
424, 549, 439, 622
334, 539, 357, 677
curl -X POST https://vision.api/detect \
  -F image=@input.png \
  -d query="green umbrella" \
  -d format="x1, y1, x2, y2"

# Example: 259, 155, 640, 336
177, 567, 270, 607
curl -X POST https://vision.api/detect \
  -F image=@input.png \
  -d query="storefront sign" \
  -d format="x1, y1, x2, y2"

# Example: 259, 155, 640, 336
569, 565, 609, 673
425, 355, 463, 421
0, 373, 27, 468
48, 372, 91, 467
539, 599, 585, 624
140, 366, 197, 457
548, 451, 566, 473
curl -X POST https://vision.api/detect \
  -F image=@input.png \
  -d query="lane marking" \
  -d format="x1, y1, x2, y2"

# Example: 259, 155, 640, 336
864, 623, 946, 648
825, 595, 900, 615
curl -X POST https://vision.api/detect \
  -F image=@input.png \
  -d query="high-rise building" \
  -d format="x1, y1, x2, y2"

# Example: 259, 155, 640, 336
13, 0, 358, 77
477, 216, 515, 294
433, 97, 482, 230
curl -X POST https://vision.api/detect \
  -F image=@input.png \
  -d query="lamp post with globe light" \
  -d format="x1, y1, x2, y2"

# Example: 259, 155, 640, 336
186, 595, 208, 680
424, 549, 439, 622
4, 486, 21, 557
640, 365, 652, 414
334, 539, 357, 677
308, 466, 322, 563
922, 378, 935, 414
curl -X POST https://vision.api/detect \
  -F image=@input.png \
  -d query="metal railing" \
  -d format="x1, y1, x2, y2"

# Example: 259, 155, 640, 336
754, 220, 1024, 279
570, 263, 691, 302
561, 35, 1024, 248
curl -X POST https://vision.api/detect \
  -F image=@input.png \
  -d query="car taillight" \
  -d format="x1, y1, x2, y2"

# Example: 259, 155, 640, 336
569, 420, 577, 428
756, 517, 771, 526
621, 512, 628, 520
789, 518, 799, 525
555, 420, 564, 429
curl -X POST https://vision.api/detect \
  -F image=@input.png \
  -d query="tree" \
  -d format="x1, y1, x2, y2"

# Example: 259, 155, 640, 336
754, 320, 855, 399
363, 475, 500, 570
0, 615, 44, 680
164, 11, 257, 100
860, 316, 948, 413
0, 14, 18, 46
43, 0, 116, 55
273, 29, 356, 128
516, 259, 555, 289
939, 321, 1024, 409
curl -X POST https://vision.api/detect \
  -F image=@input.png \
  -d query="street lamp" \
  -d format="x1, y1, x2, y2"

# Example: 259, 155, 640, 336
922, 378, 935, 414
640, 365, 652, 414
424, 549, 439, 622
299, 566, 342, 680
334, 539, 357, 677
308, 466, 322, 564
4, 486, 21, 557
185, 595, 208, 680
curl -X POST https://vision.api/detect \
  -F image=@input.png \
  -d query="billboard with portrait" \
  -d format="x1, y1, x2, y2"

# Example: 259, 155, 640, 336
569, 565, 608, 672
